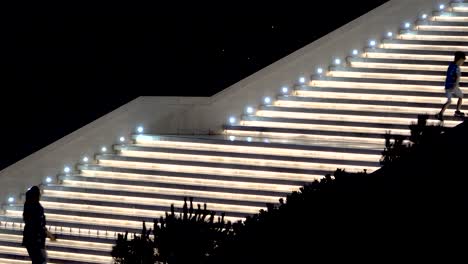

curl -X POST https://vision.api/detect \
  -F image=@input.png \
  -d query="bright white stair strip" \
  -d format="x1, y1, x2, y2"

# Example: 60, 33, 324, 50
327, 70, 468, 82
224, 129, 389, 145
433, 15, 468, 22
309, 80, 458, 92
294, 89, 447, 104
274, 99, 445, 115
117, 150, 378, 172
41, 192, 264, 215
6, 210, 145, 230
134, 134, 385, 149
350, 61, 467, 72
5, 210, 243, 229
0, 245, 112, 264
380, 43, 468, 52
255, 109, 460, 127
76, 171, 305, 193
40, 200, 260, 217
452, 7, 468, 13
45, 186, 281, 204
0, 233, 112, 252
310, 80, 468, 98
0, 222, 118, 239
0, 258, 61, 264
417, 25, 468, 32
364, 51, 453, 61
133, 138, 381, 161
399, 34, 468, 41
239, 120, 410, 136
97, 159, 325, 182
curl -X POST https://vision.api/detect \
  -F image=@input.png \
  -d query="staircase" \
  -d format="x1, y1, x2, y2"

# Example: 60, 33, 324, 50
0, 2, 467, 263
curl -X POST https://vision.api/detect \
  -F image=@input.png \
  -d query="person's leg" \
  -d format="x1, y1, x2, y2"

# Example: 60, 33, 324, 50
26, 246, 44, 264
40, 248, 47, 264
439, 90, 452, 116
455, 87, 464, 113
437, 99, 451, 121
457, 98, 463, 112
438, 90, 453, 120
440, 100, 451, 115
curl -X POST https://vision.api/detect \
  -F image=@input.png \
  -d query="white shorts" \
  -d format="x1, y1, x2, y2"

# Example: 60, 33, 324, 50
445, 87, 463, 103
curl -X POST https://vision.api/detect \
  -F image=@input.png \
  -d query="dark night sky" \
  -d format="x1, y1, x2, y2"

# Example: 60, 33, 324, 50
0, 1, 388, 170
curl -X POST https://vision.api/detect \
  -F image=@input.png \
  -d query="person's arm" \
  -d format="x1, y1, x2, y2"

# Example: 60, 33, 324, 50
46, 230, 57, 241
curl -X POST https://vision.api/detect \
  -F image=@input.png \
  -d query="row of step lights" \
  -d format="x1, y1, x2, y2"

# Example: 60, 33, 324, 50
1, 1, 467, 263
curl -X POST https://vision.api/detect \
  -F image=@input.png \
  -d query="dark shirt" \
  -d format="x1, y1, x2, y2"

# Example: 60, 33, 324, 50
445, 62, 460, 90
22, 202, 47, 248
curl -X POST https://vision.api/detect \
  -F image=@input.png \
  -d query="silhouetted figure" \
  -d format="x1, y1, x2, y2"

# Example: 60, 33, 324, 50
436, 51, 466, 121
22, 186, 56, 264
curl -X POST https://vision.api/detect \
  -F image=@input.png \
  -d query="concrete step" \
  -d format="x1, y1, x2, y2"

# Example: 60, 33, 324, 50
132, 134, 382, 155
0, 245, 112, 264
275, 95, 458, 113
327, 66, 468, 83
311, 75, 460, 88
350, 56, 458, 66
381, 39, 468, 51
380, 39, 468, 47
183, 134, 380, 149
0, 256, 62, 264
308, 76, 468, 95
94, 154, 332, 182
114, 144, 378, 170
7, 203, 178, 227
418, 19, 468, 26
348, 57, 467, 72
43, 184, 271, 207
4, 205, 244, 234
265, 95, 441, 120
435, 11, 468, 17
364, 48, 457, 61
39, 190, 264, 215
240, 115, 410, 137
398, 32, 468, 42
452, 2, 468, 12
402, 29, 468, 36
432, 11, 468, 22
273, 95, 465, 122
0, 227, 114, 245
417, 20, 468, 31
0, 212, 145, 235
384, 38, 468, 46
330, 65, 468, 78
0, 219, 118, 241
298, 83, 453, 107
309, 76, 459, 93
67, 171, 302, 197
257, 105, 462, 125
296, 84, 447, 98
224, 125, 388, 146
0, 236, 111, 257
366, 47, 461, 56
